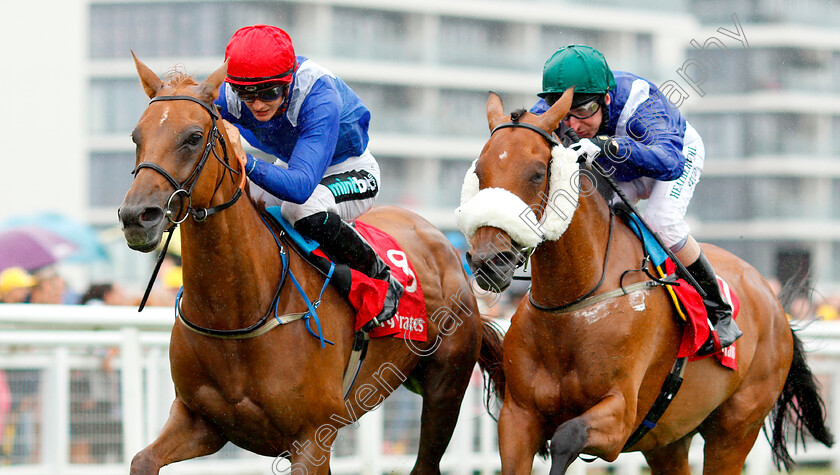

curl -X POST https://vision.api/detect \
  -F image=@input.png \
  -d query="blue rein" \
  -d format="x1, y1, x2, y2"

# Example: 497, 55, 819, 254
174, 214, 333, 346
261, 214, 335, 348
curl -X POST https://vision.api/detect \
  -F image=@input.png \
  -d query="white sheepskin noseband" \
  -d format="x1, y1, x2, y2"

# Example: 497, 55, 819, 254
455, 145, 580, 248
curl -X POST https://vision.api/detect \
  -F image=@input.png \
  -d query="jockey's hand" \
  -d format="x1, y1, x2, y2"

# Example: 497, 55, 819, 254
222, 120, 257, 175
569, 135, 619, 167
559, 126, 580, 147
222, 120, 247, 161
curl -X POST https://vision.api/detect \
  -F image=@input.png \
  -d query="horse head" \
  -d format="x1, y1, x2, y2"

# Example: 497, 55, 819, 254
118, 54, 238, 252
456, 88, 578, 292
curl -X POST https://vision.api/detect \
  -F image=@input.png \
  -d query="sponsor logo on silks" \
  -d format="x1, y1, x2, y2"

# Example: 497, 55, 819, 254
721, 344, 736, 360
668, 145, 697, 200
324, 170, 379, 203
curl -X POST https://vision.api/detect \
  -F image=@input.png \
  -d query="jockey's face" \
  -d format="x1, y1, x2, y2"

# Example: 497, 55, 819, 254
564, 93, 610, 139
239, 85, 289, 122
244, 94, 286, 121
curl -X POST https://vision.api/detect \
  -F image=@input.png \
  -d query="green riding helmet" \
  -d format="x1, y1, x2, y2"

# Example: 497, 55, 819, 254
539, 45, 616, 105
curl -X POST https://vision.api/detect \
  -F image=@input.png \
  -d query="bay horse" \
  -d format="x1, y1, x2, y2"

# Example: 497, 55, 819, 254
458, 89, 833, 474
118, 55, 504, 475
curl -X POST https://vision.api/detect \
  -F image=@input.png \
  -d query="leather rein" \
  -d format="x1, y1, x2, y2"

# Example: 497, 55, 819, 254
133, 94, 254, 318
133, 95, 244, 223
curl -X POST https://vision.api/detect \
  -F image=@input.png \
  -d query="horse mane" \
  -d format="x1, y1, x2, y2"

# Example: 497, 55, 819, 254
161, 67, 199, 90
509, 109, 527, 122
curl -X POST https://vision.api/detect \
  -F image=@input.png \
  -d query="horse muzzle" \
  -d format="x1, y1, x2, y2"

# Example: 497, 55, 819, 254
465, 227, 526, 293
117, 202, 168, 252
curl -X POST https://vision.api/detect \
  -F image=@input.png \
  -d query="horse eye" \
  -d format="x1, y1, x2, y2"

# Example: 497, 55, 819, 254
531, 171, 545, 184
187, 132, 203, 146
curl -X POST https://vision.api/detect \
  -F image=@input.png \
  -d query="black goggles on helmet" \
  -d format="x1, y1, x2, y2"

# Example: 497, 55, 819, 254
231, 83, 288, 103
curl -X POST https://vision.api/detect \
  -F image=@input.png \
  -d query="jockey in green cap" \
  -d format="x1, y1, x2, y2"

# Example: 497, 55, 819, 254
531, 45, 741, 356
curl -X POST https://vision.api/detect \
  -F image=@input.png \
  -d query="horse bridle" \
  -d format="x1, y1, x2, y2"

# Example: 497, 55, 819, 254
132, 95, 243, 223
489, 120, 615, 312
134, 94, 246, 312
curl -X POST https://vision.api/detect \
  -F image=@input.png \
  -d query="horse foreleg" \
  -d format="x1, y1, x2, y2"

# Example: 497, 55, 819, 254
642, 434, 693, 475
548, 393, 633, 474
547, 419, 587, 475
498, 402, 544, 475
285, 430, 335, 475
130, 398, 227, 475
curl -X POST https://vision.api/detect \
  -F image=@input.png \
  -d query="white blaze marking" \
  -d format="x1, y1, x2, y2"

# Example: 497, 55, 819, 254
159, 107, 169, 126
499, 151, 508, 161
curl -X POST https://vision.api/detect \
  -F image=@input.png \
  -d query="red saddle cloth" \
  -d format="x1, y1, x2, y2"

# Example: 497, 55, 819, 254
345, 220, 427, 342
663, 259, 740, 370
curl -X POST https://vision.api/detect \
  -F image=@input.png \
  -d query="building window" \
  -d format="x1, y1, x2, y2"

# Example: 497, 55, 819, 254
376, 156, 410, 206
438, 17, 522, 69
90, 2, 292, 60
90, 152, 136, 208
539, 26, 601, 65
331, 8, 416, 62
350, 83, 426, 134
752, 177, 822, 219
687, 113, 745, 159
437, 89, 490, 137
435, 159, 471, 208
89, 79, 149, 135
692, 177, 749, 220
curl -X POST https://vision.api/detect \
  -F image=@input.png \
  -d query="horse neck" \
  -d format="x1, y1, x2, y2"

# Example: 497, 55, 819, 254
178, 178, 285, 329
529, 192, 612, 306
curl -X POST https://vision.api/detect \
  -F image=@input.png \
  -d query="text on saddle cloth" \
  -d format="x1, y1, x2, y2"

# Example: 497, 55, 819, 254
623, 211, 739, 369
267, 207, 427, 342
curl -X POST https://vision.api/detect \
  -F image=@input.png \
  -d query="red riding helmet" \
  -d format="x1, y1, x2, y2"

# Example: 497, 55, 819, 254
225, 24, 297, 87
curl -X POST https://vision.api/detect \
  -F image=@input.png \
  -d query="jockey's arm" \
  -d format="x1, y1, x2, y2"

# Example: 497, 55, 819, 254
602, 100, 687, 182
243, 85, 341, 204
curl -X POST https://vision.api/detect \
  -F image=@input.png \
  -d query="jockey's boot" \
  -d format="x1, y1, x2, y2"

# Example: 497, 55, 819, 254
295, 211, 404, 333
687, 251, 743, 357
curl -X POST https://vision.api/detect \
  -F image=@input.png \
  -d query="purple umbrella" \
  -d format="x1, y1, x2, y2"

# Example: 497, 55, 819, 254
0, 226, 80, 272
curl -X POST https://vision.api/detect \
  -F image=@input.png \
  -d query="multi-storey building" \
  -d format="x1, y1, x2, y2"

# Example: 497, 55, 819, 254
7, 0, 840, 293
83, 0, 694, 287
687, 0, 840, 291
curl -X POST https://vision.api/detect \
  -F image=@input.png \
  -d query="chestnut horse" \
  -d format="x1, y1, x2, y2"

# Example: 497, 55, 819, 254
458, 89, 833, 474
118, 56, 504, 475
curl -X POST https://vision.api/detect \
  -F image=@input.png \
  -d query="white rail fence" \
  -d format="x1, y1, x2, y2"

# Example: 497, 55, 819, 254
0, 303, 838, 475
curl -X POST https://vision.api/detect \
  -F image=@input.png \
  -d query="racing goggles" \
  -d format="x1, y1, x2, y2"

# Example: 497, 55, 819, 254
564, 100, 601, 121
233, 84, 288, 103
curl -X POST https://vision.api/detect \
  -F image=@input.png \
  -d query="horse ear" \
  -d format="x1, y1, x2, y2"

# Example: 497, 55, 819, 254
538, 87, 574, 132
486, 91, 506, 131
132, 51, 163, 99
197, 61, 229, 103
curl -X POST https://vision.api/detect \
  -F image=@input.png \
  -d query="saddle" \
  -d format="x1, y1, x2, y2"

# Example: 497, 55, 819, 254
615, 206, 739, 370
264, 207, 427, 342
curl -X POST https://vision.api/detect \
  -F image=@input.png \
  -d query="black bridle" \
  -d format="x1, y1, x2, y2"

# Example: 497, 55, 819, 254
132, 95, 242, 223
133, 94, 244, 311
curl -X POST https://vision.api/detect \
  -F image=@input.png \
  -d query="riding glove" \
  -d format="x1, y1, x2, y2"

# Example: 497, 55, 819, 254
570, 135, 620, 167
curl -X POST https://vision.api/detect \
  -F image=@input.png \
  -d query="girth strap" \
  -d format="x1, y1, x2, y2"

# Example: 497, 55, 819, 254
623, 357, 688, 450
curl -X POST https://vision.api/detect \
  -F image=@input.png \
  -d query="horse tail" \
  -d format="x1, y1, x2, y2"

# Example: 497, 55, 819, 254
767, 270, 835, 471
478, 317, 506, 416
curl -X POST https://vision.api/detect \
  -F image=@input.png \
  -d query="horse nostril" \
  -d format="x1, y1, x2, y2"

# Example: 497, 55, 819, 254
139, 207, 164, 226
137, 206, 164, 228
493, 252, 520, 269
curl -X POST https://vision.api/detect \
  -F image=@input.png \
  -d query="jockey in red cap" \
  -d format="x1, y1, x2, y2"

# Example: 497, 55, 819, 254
216, 24, 403, 333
